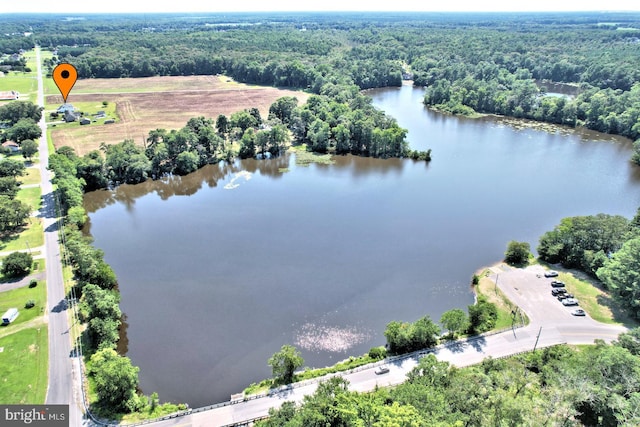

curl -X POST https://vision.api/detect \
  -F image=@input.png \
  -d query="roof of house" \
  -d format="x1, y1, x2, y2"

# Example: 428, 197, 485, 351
57, 103, 75, 113
0, 90, 19, 100
2, 141, 19, 147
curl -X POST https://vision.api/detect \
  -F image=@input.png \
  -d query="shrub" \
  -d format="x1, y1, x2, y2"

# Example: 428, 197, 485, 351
25, 299, 35, 308
504, 240, 530, 265
472, 274, 480, 285
368, 346, 387, 360
1, 251, 33, 278
29, 279, 38, 288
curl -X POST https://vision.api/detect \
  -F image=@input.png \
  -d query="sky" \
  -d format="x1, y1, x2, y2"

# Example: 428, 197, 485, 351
2, 0, 640, 14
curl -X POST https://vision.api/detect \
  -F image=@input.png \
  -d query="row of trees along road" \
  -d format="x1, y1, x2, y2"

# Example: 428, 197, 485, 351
260, 332, 640, 427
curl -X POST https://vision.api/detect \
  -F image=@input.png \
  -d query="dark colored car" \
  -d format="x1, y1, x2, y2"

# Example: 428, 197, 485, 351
551, 281, 566, 288
551, 288, 568, 296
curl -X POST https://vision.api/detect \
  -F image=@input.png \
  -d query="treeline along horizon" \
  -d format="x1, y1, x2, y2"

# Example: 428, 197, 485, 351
7, 12, 640, 160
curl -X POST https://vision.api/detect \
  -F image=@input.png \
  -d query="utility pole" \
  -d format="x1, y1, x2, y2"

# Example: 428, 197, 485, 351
533, 326, 542, 351
495, 274, 498, 295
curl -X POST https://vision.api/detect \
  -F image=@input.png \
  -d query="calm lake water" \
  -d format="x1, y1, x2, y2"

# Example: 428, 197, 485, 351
83, 84, 640, 407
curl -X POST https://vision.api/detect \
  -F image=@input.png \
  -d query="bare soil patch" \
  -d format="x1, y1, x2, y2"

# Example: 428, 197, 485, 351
48, 76, 309, 156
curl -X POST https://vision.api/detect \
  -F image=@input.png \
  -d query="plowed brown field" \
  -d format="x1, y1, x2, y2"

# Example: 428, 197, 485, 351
48, 76, 308, 156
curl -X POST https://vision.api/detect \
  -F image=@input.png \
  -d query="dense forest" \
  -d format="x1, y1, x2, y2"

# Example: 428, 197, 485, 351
2, 12, 640, 162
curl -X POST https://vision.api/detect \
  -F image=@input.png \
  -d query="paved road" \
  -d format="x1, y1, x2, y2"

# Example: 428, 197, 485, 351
143, 264, 627, 427
35, 46, 85, 427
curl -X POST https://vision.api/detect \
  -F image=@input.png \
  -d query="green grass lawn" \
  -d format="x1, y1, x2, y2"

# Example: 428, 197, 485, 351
0, 73, 38, 102
16, 186, 42, 211
0, 281, 46, 329
21, 167, 41, 186
0, 219, 44, 252
0, 327, 48, 404
558, 271, 639, 327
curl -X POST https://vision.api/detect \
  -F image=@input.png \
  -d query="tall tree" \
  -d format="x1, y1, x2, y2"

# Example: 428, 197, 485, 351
440, 308, 468, 338
268, 344, 304, 385
20, 139, 38, 160
88, 348, 140, 412
597, 237, 640, 320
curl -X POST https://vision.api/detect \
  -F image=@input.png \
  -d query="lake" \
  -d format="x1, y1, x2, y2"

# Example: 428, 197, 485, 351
83, 83, 640, 407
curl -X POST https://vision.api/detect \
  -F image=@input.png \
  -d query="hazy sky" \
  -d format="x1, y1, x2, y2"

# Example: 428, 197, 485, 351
3, 0, 639, 14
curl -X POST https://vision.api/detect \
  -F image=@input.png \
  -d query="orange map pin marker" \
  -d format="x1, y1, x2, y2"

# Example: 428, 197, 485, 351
52, 63, 78, 103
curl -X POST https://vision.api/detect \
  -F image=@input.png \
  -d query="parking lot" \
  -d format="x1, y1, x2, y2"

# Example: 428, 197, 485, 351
487, 264, 618, 331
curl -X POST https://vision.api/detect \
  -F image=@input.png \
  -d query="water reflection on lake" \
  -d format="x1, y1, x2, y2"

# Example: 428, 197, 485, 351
84, 84, 640, 407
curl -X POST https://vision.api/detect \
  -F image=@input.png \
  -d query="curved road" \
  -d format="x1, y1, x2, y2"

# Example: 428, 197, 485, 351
35, 46, 85, 426
147, 264, 627, 427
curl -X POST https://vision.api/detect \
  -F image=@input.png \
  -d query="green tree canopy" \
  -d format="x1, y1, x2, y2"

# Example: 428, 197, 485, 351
504, 240, 530, 265
1, 251, 33, 278
538, 214, 630, 276
597, 237, 640, 320
5, 118, 42, 143
88, 348, 139, 412
268, 344, 304, 385
0, 101, 42, 125
20, 139, 38, 160
440, 308, 468, 338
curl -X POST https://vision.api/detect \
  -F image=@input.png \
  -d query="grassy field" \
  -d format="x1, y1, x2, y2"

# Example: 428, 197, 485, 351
46, 75, 309, 156
0, 281, 46, 330
0, 327, 48, 404
21, 167, 42, 186
0, 219, 44, 252
0, 73, 37, 102
16, 186, 42, 211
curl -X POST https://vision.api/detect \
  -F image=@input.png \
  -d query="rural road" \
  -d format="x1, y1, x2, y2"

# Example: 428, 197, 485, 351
143, 264, 627, 427
35, 46, 85, 427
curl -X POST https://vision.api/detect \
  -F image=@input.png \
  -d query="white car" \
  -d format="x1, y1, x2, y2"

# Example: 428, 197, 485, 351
571, 309, 586, 316
375, 366, 390, 375
562, 298, 579, 306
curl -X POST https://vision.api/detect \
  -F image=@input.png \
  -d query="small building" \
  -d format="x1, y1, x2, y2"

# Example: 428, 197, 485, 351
0, 90, 19, 100
56, 103, 76, 114
2, 308, 19, 325
1, 141, 20, 153
64, 111, 80, 123
79, 117, 91, 125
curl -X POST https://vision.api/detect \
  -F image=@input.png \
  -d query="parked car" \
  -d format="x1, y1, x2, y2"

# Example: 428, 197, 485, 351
551, 281, 566, 288
544, 271, 559, 278
562, 298, 579, 306
557, 294, 568, 301
571, 309, 586, 316
375, 366, 390, 375
551, 288, 568, 296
